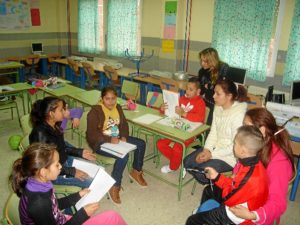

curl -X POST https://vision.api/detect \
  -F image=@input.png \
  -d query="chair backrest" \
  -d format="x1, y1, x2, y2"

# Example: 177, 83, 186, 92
159, 77, 179, 93
146, 91, 163, 109
4, 193, 21, 225
121, 80, 139, 101
18, 134, 30, 153
103, 65, 119, 81
82, 62, 96, 77
67, 58, 80, 76
48, 53, 61, 63
25, 54, 40, 65
247, 93, 263, 110
20, 114, 32, 135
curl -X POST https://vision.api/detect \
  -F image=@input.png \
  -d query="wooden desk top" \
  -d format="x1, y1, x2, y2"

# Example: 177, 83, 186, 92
54, 58, 187, 90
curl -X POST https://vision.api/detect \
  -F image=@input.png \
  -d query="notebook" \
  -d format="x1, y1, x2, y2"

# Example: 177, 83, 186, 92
100, 141, 137, 158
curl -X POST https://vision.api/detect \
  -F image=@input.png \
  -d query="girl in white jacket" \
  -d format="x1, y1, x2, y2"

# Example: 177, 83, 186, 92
184, 78, 248, 184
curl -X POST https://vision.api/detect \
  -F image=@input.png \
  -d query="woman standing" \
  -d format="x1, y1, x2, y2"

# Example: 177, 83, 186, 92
198, 48, 229, 125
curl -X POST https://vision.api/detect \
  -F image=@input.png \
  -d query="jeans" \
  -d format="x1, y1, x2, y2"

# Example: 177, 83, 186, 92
96, 136, 145, 186
186, 185, 234, 225
183, 148, 233, 184
53, 156, 92, 188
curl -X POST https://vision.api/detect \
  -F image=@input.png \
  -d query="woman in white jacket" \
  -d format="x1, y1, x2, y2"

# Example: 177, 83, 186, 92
184, 78, 248, 184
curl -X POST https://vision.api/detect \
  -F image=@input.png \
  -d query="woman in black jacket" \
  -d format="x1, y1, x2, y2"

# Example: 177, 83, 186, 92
29, 96, 96, 188
198, 48, 229, 125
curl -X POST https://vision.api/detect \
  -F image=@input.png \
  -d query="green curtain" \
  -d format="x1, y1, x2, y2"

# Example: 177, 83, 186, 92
107, 0, 139, 57
283, 1, 300, 86
78, 0, 101, 54
212, 0, 276, 81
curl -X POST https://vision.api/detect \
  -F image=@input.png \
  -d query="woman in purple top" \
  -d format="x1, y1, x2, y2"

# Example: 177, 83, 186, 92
61, 107, 84, 131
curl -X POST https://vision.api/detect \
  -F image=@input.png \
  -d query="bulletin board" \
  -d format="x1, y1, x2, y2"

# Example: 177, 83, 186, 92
0, 0, 41, 29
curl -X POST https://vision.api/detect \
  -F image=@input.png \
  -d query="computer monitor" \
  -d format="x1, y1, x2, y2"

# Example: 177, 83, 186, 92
227, 66, 246, 85
31, 43, 43, 54
290, 80, 300, 106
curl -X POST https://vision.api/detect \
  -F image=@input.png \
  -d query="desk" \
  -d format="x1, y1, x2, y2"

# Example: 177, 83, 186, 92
65, 90, 101, 107
41, 83, 86, 97
123, 104, 210, 200
0, 82, 32, 114
0, 62, 24, 82
54, 58, 187, 104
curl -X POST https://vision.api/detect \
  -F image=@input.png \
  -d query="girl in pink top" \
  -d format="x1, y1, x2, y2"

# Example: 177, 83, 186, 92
230, 108, 295, 225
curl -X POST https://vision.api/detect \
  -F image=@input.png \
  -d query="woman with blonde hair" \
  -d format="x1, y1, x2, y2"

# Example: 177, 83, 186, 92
198, 47, 229, 125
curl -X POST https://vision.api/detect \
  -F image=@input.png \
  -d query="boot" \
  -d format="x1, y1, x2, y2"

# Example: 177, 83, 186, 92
129, 169, 148, 188
108, 185, 121, 205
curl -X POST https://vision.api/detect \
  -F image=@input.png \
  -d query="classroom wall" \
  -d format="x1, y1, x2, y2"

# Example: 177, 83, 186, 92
0, 0, 295, 94
0, 0, 69, 58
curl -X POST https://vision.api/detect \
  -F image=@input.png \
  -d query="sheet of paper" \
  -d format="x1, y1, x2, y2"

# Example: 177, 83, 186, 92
162, 89, 179, 118
101, 141, 136, 158
72, 158, 102, 178
225, 202, 248, 224
0, 85, 15, 92
75, 168, 115, 210
132, 114, 162, 125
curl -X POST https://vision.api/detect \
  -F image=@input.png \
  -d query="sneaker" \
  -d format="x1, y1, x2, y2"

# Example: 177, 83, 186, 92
129, 169, 148, 188
160, 165, 174, 174
108, 185, 121, 205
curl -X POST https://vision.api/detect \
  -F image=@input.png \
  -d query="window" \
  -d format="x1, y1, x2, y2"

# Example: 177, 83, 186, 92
78, 0, 141, 57
78, 0, 103, 54
107, 0, 142, 57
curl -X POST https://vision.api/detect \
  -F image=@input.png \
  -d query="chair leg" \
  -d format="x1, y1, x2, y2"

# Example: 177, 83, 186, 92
191, 180, 197, 195
15, 103, 21, 128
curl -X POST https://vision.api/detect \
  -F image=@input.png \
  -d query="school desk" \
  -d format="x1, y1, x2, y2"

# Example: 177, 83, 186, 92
54, 58, 187, 104
65, 89, 101, 107
0, 82, 32, 114
0, 61, 24, 82
123, 103, 210, 200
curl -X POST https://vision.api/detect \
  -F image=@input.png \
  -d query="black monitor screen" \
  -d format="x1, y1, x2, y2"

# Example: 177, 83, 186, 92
227, 67, 246, 85
291, 81, 300, 101
32, 43, 43, 52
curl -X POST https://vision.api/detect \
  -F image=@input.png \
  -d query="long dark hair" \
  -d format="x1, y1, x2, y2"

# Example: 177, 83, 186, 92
30, 96, 65, 130
215, 78, 249, 102
245, 108, 294, 172
9, 143, 56, 197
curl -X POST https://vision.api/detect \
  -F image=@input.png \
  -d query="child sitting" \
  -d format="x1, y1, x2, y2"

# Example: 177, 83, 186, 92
61, 105, 83, 131
10, 143, 126, 225
186, 125, 269, 225
157, 77, 206, 173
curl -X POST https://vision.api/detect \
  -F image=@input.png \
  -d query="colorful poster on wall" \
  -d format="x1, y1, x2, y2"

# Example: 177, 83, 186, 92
162, 1, 177, 53
0, 0, 31, 29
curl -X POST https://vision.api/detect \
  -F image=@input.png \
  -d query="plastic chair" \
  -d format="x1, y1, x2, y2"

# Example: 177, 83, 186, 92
20, 114, 31, 135
103, 65, 121, 94
121, 80, 139, 101
25, 54, 41, 78
81, 62, 100, 89
0, 98, 21, 127
159, 77, 179, 93
3, 193, 21, 225
47, 53, 61, 75
71, 111, 116, 167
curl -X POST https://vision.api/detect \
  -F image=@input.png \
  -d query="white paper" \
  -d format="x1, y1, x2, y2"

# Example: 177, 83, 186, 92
101, 141, 136, 158
225, 202, 248, 224
132, 114, 162, 125
162, 89, 179, 118
75, 168, 115, 210
72, 158, 102, 178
